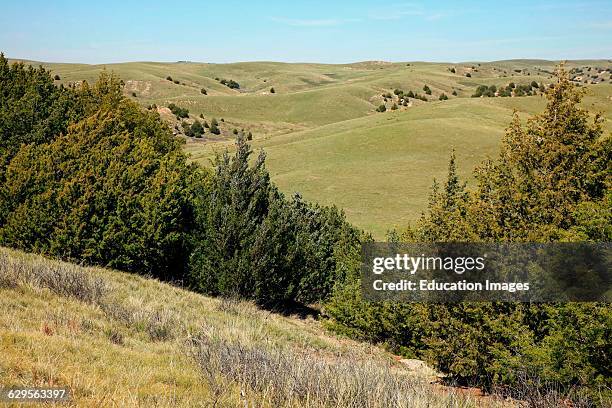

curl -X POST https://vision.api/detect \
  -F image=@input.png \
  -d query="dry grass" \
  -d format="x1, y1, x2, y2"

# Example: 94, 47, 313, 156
190, 330, 489, 408
0, 247, 514, 407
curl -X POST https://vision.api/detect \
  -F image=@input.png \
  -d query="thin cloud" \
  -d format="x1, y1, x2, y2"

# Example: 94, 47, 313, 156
270, 17, 360, 27
368, 3, 453, 21
588, 21, 612, 29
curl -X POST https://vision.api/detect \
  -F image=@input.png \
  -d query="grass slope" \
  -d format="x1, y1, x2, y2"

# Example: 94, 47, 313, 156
12, 58, 612, 236
0, 247, 511, 407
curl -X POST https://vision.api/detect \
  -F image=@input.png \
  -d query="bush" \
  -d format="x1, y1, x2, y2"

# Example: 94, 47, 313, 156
200, 88, 207, 95
219, 78, 240, 89
423, 85, 432, 95
209, 118, 220, 135
54, 74, 61, 80
190, 333, 449, 408
439, 93, 448, 100
452, 90, 457, 96
0, 53, 86, 159
270, 87, 275, 93
168, 103, 189, 119
191, 120, 204, 138
376, 104, 386, 112
188, 136, 359, 305
465, 73, 471, 77
0, 73, 201, 280
0, 249, 108, 304
166, 76, 173, 81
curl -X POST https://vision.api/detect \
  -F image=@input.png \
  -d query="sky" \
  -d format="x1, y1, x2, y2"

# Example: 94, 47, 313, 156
1, 0, 611, 63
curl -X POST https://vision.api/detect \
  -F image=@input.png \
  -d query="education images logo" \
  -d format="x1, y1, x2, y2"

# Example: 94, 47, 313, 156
360, 242, 611, 302
371, 252, 529, 293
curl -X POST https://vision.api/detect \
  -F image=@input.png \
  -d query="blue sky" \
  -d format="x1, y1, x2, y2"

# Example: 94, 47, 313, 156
1, 1, 611, 63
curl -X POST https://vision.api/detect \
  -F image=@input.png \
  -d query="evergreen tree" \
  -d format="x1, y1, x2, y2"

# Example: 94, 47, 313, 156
209, 118, 220, 135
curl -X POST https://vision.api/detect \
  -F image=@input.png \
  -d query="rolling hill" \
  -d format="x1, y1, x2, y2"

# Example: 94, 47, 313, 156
13, 57, 612, 236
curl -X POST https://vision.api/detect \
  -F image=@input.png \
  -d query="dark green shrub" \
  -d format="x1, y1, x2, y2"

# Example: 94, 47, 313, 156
188, 136, 358, 305
209, 118, 220, 135
0, 73, 201, 280
168, 103, 189, 119
191, 120, 204, 138
0, 53, 86, 159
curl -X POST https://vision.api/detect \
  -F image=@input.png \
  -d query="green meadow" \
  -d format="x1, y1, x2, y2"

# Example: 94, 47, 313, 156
24, 58, 611, 237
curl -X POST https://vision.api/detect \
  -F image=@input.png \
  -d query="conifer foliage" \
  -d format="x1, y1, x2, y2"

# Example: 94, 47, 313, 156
188, 135, 359, 305
326, 66, 611, 403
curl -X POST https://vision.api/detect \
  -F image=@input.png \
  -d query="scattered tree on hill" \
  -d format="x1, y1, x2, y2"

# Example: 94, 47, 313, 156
452, 90, 458, 96
472, 84, 499, 98
53, 74, 61, 80
219, 78, 240, 89
247, 131, 253, 140
391, 103, 398, 110
270, 87, 275, 93
168, 103, 189, 119
423, 85, 432, 95
449, 67, 456, 73
209, 118, 220, 135
200, 88, 207, 95
439, 93, 448, 100
465, 72, 471, 77
166, 76, 173, 81
376, 104, 386, 112
190, 120, 204, 138
407, 90, 415, 98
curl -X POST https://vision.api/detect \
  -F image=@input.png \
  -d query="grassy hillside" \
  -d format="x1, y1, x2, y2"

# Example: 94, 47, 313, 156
14, 58, 612, 236
0, 247, 511, 407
